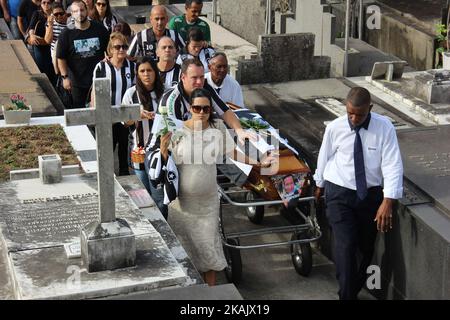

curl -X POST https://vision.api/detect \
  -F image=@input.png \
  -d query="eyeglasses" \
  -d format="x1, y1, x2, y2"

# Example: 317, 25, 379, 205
96, 2, 107, 7
191, 105, 211, 114
112, 44, 129, 51
53, 12, 65, 17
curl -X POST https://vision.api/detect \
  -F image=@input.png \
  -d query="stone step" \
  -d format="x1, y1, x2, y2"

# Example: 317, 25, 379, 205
103, 283, 243, 300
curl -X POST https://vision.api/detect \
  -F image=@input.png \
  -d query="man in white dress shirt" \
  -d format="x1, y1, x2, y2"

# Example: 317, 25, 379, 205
313, 87, 403, 300
205, 52, 244, 108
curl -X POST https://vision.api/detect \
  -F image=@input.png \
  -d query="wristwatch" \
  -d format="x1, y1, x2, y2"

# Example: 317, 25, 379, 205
61, 74, 69, 80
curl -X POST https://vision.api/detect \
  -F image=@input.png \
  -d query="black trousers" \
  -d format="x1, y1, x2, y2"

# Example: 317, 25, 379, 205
113, 122, 130, 175
324, 181, 383, 300
71, 86, 90, 109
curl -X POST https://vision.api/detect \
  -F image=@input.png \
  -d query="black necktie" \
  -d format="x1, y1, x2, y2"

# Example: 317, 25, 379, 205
354, 127, 367, 200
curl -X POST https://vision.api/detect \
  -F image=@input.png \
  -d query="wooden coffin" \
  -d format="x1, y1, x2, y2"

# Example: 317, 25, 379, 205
243, 149, 311, 201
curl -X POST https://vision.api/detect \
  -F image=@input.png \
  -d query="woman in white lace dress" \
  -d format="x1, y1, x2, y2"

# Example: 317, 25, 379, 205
160, 88, 234, 286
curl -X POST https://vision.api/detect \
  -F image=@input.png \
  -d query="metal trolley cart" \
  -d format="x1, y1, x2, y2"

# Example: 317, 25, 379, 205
217, 108, 323, 283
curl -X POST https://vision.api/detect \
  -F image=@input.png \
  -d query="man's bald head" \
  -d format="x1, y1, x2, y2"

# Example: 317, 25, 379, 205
151, 4, 167, 16
150, 5, 168, 34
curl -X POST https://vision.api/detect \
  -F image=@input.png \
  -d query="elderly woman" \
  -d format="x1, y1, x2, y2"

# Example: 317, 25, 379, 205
92, 31, 135, 175
159, 88, 275, 285
93, 0, 117, 33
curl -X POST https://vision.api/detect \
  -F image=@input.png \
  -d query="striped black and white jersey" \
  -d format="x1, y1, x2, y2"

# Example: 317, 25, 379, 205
146, 80, 230, 153
101, 14, 119, 34
158, 81, 229, 120
122, 85, 159, 151
176, 47, 215, 73
159, 63, 182, 90
146, 149, 178, 205
127, 28, 185, 61
46, 21, 67, 52
93, 59, 136, 106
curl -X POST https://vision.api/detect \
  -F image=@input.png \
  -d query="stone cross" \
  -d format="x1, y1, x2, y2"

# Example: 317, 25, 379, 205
64, 78, 140, 222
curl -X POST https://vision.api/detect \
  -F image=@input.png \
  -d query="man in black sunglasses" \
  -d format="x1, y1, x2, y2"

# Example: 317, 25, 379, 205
155, 58, 255, 143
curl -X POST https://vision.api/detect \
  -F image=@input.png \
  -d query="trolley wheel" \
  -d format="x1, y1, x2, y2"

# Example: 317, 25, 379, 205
290, 233, 313, 277
245, 191, 264, 224
223, 238, 242, 284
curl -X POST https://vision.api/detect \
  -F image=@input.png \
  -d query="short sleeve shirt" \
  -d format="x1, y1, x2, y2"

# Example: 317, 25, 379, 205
168, 14, 211, 43
56, 21, 109, 88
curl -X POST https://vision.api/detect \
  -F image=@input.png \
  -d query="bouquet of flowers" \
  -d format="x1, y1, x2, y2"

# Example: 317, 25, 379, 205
4, 94, 30, 111
131, 146, 146, 164
239, 117, 270, 131
155, 105, 183, 141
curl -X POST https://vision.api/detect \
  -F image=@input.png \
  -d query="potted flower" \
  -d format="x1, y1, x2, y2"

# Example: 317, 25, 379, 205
2, 94, 32, 124
436, 7, 450, 69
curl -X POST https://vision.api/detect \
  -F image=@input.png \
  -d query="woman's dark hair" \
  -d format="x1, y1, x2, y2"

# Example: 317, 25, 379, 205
113, 22, 132, 39
135, 56, 164, 111
52, 2, 64, 11
93, 0, 112, 22
190, 87, 216, 126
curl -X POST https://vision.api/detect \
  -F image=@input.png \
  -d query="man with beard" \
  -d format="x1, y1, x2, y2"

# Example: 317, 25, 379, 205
57, 0, 109, 108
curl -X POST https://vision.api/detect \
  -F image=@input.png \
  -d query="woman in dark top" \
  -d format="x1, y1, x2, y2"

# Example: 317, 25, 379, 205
27, 0, 56, 86
17, 0, 40, 38
92, 0, 117, 33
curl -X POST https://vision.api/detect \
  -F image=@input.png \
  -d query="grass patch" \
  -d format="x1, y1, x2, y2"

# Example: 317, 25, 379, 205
0, 125, 79, 182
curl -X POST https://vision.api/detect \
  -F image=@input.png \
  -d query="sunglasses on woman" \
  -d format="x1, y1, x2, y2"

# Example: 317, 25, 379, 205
191, 105, 211, 114
53, 12, 65, 17
96, 2, 107, 7
112, 44, 129, 50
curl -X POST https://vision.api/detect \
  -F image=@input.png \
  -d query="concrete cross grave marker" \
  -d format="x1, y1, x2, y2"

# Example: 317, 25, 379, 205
64, 78, 141, 272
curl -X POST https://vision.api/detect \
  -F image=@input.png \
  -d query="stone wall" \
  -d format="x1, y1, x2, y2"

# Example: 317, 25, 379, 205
236, 33, 330, 85
365, 9, 435, 71
372, 202, 450, 300
275, 0, 409, 77
217, 0, 266, 45
284, 0, 329, 56
327, 1, 436, 71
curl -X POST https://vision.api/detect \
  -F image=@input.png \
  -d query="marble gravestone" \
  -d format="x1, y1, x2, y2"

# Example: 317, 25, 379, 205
0, 79, 188, 299
64, 78, 141, 272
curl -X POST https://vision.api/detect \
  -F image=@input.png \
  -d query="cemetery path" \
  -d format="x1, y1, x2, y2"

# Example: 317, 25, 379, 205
217, 201, 374, 300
